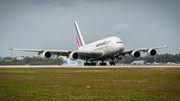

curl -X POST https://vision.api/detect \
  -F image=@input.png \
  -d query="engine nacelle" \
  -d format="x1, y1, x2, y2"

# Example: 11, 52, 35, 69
69, 52, 79, 61
131, 51, 141, 59
41, 51, 51, 59
147, 49, 157, 57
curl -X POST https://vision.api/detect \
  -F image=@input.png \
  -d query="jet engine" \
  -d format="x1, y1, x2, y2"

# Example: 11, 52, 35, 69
131, 51, 141, 59
41, 51, 51, 59
147, 49, 157, 57
69, 52, 79, 61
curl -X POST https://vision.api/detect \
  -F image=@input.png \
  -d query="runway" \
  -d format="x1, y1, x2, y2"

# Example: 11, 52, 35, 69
0, 65, 180, 68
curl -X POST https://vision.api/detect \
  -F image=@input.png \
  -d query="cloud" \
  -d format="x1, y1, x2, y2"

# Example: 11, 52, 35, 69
114, 22, 130, 32
28, 12, 54, 28
31, 0, 77, 8
151, 23, 157, 30
162, 28, 172, 35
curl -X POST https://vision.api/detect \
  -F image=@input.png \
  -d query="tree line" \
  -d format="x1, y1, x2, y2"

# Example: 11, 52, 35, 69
0, 56, 65, 65
0, 53, 180, 65
121, 53, 180, 64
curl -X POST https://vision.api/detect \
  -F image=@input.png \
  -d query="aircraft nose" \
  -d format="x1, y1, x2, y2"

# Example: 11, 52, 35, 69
117, 43, 125, 52
121, 43, 125, 51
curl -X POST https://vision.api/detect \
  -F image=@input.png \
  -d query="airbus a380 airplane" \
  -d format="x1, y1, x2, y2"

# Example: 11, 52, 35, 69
8, 21, 167, 66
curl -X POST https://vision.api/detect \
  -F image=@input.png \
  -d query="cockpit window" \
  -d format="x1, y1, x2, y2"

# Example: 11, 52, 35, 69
116, 42, 123, 43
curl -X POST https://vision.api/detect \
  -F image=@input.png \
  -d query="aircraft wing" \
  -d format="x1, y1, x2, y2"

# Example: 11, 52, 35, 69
8, 48, 103, 59
121, 45, 168, 56
7, 48, 42, 52
8, 48, 71, 57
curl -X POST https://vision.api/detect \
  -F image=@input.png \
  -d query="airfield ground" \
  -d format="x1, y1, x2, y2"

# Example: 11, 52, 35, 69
0, 66, 180, 100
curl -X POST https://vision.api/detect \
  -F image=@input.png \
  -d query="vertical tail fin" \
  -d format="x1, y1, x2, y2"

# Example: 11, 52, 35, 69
74, 21, 85, 48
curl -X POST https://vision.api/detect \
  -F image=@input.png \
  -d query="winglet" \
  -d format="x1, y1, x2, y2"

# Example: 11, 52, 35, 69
164, 44, 168, 48
7, 47, 13, 51
74, 21, 85, 48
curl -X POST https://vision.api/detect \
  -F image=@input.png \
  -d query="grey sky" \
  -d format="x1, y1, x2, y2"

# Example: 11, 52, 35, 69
0, 0, 180, 57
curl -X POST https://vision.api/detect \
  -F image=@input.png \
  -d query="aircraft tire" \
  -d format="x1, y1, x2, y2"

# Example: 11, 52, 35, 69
100, 63, 106, 66
110, 62, 112, 66
90, 63, 96, 66
84, 63, 90, 66
113, 62, 115, 65
110, 62, 115, 66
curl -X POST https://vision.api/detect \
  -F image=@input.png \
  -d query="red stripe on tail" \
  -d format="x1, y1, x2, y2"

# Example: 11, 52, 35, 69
76, 34, 80, 47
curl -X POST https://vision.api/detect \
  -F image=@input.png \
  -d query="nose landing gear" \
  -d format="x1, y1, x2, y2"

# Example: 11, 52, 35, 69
110, 62, 115, 66
110, 56, 121, 66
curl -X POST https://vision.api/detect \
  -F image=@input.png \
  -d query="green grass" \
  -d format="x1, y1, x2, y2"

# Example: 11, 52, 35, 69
0, 68, 180, 101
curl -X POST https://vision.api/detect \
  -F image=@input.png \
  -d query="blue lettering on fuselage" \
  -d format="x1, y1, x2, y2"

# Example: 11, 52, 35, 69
96, 41, 107, 47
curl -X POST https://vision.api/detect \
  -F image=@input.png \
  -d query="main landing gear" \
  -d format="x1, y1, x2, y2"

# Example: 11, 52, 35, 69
84, 61, 96, 66
99, 62, 107, 66
84, 63, 96, 66
84, 57, 122, 66
84, 60, 107, 66
99, 60, 107, 66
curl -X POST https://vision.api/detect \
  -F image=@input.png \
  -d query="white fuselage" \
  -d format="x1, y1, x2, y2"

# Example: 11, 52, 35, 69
79, 36, 125, 61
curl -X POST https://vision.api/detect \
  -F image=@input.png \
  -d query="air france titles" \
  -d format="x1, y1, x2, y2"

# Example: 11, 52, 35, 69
96, 41, 108, 47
